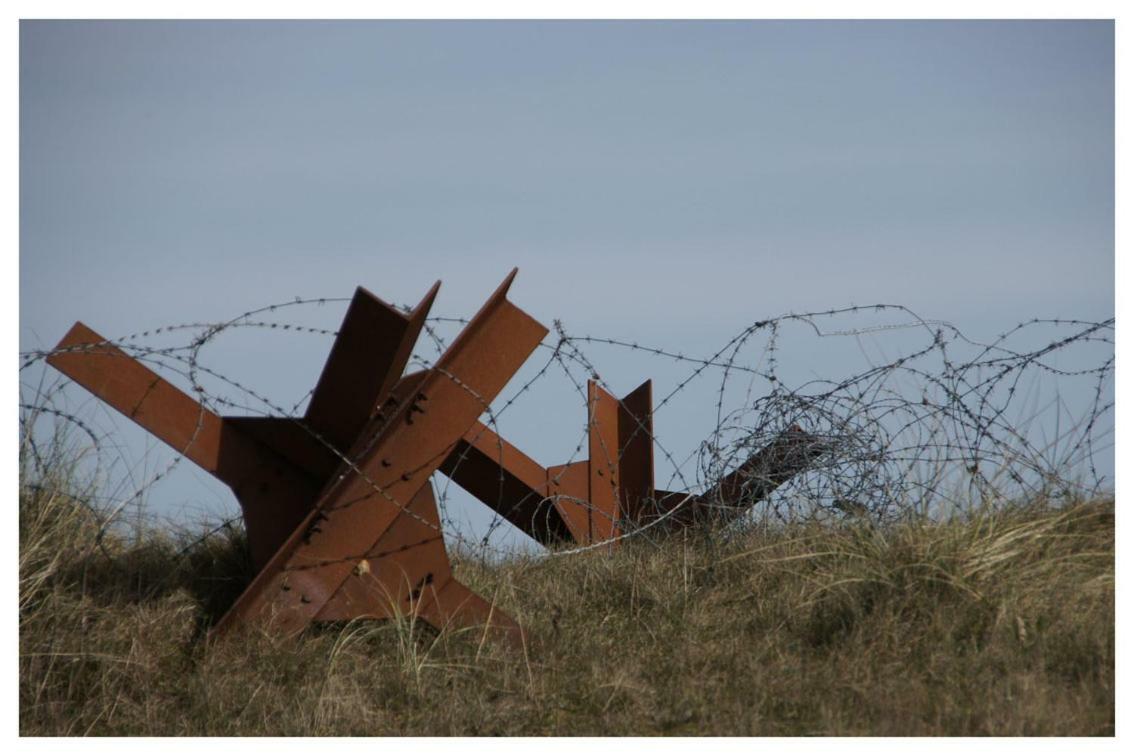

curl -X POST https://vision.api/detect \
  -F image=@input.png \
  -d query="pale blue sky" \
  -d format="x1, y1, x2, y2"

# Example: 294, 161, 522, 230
19, 21, 1114, 545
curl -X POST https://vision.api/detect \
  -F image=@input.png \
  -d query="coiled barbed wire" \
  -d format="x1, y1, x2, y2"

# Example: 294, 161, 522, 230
19, 297, 1114, 569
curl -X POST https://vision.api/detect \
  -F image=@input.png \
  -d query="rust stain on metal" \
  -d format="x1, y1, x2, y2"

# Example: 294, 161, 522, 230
304, 282, 439, 454
441, 421, 571, 544
47, 266, 828, 647
211, 269, 546, 639
47, 324, 318, 568
48, 271, 545, 644
645, 426, 829, 531
442, 376, 825, 546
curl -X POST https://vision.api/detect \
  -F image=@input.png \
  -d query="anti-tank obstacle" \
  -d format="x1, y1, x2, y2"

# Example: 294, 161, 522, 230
47, 270, 822, 642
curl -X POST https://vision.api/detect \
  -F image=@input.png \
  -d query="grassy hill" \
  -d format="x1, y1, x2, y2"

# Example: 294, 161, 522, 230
19, 469, 1113, 736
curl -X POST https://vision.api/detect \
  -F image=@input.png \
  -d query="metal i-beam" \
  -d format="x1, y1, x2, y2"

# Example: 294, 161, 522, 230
649, 425, 829, 530
46, 272, 544, 643
212, 270, 546, 639
439, 377, 826, 546
46, 266, 828, 646
46, 281, 443, 569
445, 378, 656, 547
47, 324, 320, 568
304, 282, 439, 454
440, 421, 572, 544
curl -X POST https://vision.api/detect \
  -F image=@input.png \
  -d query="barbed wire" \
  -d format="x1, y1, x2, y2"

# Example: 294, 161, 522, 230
19, 296, 1114, 576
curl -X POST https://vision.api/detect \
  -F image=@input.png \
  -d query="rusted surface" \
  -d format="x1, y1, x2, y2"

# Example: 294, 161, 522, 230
222, 417, 339, 483
433, 378, 648, 547
616, 380, 654, 522
441, 421, 572, 544
587, 382, 622, 545
703, 424, 825, 508
643, 426, 828, 531
47, 268, 827, 648
418, 577, 524, 646
49, 271, 545, 644
455, 379, 656, 547
305, 282, 439, 454
314, 484, 523, 644
444, 376, 824, 547
548, 461, 591, 543
48, 323, 227, 474
212, 270, 546, 639
645, 490, 701, 530
313, 483, 449, 621
47, 324, 318, 568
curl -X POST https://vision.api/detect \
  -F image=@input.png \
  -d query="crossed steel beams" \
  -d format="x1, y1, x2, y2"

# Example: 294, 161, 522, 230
47, 269, 825, 642
443, 380, 829, 547
48, 271, 542, 642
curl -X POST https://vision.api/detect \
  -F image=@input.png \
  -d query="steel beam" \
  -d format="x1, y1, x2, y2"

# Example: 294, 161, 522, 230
313, 483, 523, 644
440, 421, 572, 544
440, 377, 826, 546
443, 378, 655, 547
46, 267, 828, 649
47, 282, 442, 568
616, 380, 655, 523
48, 273, 539, 644
304, 282, 438, 455
212, 270, 546, 639
646, 425, 829, 531
47, 324, 319, 568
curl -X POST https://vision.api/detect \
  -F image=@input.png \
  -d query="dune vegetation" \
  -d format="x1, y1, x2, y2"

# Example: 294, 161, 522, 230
18, 443, 1113, 737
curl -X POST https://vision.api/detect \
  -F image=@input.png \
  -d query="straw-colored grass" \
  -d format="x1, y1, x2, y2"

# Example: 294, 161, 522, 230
19, 465, 1113, 736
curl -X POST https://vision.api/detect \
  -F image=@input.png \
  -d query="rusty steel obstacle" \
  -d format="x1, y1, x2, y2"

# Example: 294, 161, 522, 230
443, 380, 828, 547
46, 269, 823, 642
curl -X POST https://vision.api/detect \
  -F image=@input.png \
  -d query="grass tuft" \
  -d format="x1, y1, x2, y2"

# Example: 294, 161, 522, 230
19, 464, 1113, 735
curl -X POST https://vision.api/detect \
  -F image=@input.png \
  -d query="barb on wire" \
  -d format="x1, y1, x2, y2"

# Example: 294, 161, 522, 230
19, 296, 1114, 567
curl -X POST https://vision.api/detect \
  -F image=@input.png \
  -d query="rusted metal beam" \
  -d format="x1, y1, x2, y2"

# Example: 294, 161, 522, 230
546, 461, 591, 544
304, 282, 439, 454
48, 323, 227, 475
440, 421, 572, 544
47, 324, 320, 568
212, 270, 546, 639
47, 273, 542, 644
313, 483, 523, 645
645, 425, 829, 531
47, 266, 828, 650
702, 424, 825, 508
439, 379, 656, 547
46, 282, 445, 569
443, 376, 825, 546
616, 380, 655, 523
586, 381, 622, 544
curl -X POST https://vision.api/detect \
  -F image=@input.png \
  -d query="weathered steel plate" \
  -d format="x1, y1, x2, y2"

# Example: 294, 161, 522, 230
47, 324, 318, 567
212, 270, 547, 638
305, 282, 439, 454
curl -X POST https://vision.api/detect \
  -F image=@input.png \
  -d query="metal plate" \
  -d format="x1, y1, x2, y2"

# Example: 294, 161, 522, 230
441, 421, 573, 544
587, 382, 622, 544
213, 270, 547, 638
548, 461, 591, 544
304, 282, 439, 454
47, 324, 319, 567
616, 379, 654, 523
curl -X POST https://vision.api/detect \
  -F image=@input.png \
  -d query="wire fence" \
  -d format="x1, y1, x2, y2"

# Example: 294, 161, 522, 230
19, 295, 1115, 564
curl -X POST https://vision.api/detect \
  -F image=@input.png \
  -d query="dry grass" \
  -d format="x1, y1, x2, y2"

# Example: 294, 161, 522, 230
19, 467, 1113, 736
